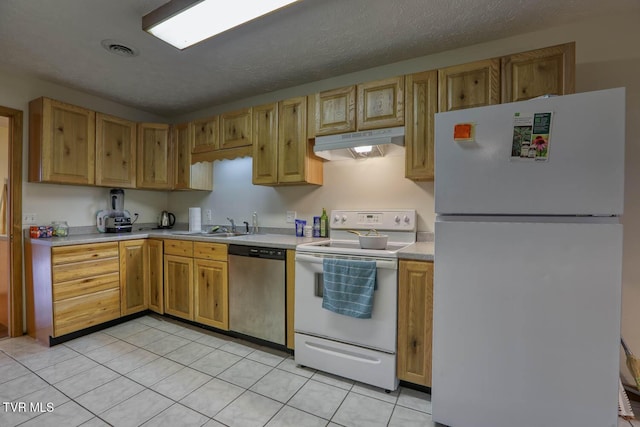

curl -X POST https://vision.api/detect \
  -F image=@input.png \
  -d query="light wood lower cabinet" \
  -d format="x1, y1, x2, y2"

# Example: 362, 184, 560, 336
148, 239, 164, 314
26, 241, 121, 343
163, 240, 229, 329
397, 259, 433, 387
119, 240, 149, 316
164, 254, 194, 320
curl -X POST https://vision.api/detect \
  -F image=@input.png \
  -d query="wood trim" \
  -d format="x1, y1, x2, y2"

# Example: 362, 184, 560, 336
0, 106, 23, 337
191, 145, 252, 163
286, 249, 295, 349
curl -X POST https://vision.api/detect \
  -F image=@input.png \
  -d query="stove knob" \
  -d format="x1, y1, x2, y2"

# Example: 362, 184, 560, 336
333, 215, 340, 223
341, 215, 347, 223
404, 215, 411, 224
394, 215, 401, 224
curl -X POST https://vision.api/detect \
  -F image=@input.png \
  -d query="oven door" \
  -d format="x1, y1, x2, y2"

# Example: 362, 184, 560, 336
294, 252, 398, 353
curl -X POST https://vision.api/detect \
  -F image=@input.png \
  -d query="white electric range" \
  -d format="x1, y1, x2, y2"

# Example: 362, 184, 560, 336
294, 209, 416, 391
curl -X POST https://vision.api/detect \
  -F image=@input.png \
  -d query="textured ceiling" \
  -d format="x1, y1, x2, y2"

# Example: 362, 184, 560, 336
0, 0, 638, 117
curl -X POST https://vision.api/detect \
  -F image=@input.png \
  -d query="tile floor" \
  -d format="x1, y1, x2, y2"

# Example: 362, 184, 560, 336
0, 315, 434, 427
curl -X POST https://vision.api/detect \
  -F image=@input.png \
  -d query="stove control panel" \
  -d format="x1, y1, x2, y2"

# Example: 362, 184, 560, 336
330, 210, 416, 231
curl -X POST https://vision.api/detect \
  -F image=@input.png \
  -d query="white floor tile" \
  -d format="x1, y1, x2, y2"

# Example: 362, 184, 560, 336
84, 340, 137, 364
218, 358, 272, 389
389, 405, 435, 427
35, 354, 98, 384
0, 373, 49, 401
331, 392, 394, 427
20, 400, 93, 427
143, 334, 191, 356
53, 365, 121, 398
197, 333, 233, 349
165, 341, 215, 365
311, 371, 355, 391
126, 356, 184, 387
250, 369, 308, 403
142, 403, 211, 427
218, 341, 256, 357
351, 382, 399, 404
0, 359, 31, 384
397, 387, 432, 414
189, 349, 242, 377
214, 391, 282, 427
288, 380, 348, 420
246, 349, 287, 367
102, 321, 150, 339
152, 366, 212, 401
101, 389, 173, 427
18, 345, 78, 371
104, 347, 159, 374
266, 405, 328, 427
276, 357, 316, 378
122, 328, 171, 347
180, 378, 244, 417
63, 332, 118, 354
75, 376, 144, 414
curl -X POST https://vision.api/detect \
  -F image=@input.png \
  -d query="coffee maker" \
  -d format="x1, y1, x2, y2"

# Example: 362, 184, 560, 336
105, 188, 132, 233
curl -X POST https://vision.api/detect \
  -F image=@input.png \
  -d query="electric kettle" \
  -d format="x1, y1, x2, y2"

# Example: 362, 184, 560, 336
158, 211, 176, 229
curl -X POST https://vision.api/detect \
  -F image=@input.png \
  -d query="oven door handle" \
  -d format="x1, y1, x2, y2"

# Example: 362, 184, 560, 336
295, 253, 398, 270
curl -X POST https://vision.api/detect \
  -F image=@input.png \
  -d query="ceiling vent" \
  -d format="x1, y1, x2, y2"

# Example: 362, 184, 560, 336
101, 39, 139, 57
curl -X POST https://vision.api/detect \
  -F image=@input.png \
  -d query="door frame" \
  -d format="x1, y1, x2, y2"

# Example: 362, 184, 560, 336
0, 106, 23, 337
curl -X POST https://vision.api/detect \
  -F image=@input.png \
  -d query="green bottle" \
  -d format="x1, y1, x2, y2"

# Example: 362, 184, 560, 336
320, 208, 328, 238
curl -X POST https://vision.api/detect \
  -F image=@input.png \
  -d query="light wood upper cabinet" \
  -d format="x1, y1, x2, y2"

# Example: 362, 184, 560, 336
119, 240, 148, 316
220, 107, 252, 149
252, 103, 279, 185
191, 115, 219, 154
438, 58, 500, 112
173, 123, 213, 191
315, 85, 357, 136
357, 76, 405, 130
405, 70, 438, 181
397, 259, 433, 387
278, 97, 323, 185
502, 42, 575, 103
137, 122, 172, 190
148, 239, 164, 314
315, 77, 404, 136
95, 113, 136, 188
29, 97, 96, 185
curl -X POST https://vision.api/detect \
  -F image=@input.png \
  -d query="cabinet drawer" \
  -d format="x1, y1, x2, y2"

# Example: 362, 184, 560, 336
53, 257, 119, 283
53, 272, 120, 301
193, 242, 227, 261
164, 240, 193, 257
52, 242, 119, 265
53, 288, 121, 337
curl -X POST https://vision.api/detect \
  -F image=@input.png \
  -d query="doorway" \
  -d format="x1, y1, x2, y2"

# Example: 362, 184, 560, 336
0, 106, 23, 338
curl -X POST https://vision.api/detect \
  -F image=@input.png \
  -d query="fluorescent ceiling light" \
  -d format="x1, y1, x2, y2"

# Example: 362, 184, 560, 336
353, 145, 373, 154
143, 0, 299, 50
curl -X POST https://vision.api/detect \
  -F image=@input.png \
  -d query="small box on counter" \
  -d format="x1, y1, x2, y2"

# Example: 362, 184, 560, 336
30, 225, 54, 238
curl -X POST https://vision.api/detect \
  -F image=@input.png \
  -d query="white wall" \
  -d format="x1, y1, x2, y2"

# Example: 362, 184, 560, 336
0, 69, 170, 226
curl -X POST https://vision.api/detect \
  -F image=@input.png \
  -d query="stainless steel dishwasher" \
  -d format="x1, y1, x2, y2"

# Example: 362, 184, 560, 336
228, 244, 286, 345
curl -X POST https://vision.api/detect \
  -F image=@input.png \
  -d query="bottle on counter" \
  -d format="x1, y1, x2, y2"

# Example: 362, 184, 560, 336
320, 208, 329, 238
52, 221, 69, 237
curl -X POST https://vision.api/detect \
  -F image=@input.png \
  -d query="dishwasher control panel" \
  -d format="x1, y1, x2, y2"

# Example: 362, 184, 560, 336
229, 244, 285, 260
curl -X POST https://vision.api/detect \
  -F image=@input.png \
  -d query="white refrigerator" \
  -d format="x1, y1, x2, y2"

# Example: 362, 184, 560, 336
432, 88, 625, 427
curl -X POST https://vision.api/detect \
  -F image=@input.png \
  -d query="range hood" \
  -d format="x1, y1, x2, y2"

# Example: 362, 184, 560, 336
313, 126, 405, 160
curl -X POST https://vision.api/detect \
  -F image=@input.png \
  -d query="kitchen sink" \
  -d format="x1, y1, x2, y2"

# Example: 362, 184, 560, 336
199, 232, 249, 238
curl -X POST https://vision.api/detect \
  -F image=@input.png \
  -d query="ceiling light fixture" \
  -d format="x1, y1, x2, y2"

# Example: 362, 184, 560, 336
143, 0, 299, 50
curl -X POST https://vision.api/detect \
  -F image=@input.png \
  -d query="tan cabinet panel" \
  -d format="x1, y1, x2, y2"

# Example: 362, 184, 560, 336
52, 257, 119, 283
52, 242, 119, 265
397, 260, 433, 387
502, 42, 575, 103
29, 97, 95, 185
194, 259, 228, 330
53, 288, 121, 337
52, 272, 120, 302
193, 242, 227, 261
148, 239, 164, 314
405, 70, 438, 181
252, 102, 279, 185
438, 59, 500, 112
164, 255, 194, 320
164, 240, 193, 257
278, 97, 308, 184
137, 122, 172, 189
191, 115, 219, 154
219, 107, 252, 149
95, 113, 136, 188
315, 85, 357, 136
357, 76, 405, 130
119, 240, 149, 316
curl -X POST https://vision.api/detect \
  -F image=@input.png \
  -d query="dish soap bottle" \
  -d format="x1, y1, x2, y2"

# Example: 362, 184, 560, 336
320, 208, 329, 238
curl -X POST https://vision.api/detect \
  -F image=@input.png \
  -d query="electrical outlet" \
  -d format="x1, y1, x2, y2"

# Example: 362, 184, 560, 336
286, 211, 296, 223
23, 213, 37, 224
205, 209, 212, 222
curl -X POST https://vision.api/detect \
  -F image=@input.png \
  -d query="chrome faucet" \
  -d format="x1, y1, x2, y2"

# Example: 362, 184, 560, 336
226, 217, 236, 233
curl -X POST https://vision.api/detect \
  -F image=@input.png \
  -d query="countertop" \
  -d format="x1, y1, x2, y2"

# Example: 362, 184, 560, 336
26, 229, 434, 259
